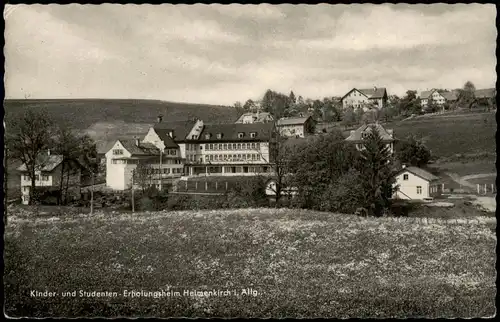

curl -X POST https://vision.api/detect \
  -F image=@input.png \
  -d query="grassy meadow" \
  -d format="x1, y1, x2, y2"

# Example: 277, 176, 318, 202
389, 112, 496, 159
4, 207, 496, 318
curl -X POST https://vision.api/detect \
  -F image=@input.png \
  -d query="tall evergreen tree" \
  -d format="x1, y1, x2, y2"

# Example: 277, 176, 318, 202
354, 125, 397, 217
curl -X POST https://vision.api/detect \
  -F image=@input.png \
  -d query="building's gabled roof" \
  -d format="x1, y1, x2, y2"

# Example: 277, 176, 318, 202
439, 90, 458, 101
17, 155, 64, 172
277, 116, 312, 126
152, 129, 179, 148
345, 123, 394, 142
198, 123, 274, 142
153, 120, 197, 142
341, 87, 387, 100
118, 140, 161, 156
398, 166, 439, 182
475, 88, 496, 99
357, 87, 387, 99
235, 112, 274, 123
419, 90, 434, 99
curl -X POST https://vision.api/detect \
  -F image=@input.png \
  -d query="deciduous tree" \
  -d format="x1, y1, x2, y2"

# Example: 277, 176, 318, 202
5, 108, 54, 205
396, 135, 432, 168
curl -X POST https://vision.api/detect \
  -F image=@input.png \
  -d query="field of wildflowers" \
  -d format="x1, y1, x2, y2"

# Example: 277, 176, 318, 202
4, 207, 496, 318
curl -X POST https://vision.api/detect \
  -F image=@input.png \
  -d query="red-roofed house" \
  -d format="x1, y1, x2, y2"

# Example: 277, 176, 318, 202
341, 87, 388, 111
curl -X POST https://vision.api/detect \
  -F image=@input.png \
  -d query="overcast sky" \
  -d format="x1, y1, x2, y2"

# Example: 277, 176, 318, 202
4, 4, 497, 105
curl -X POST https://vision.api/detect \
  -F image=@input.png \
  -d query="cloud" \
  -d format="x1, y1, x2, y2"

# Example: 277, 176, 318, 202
4, 4, 497, 104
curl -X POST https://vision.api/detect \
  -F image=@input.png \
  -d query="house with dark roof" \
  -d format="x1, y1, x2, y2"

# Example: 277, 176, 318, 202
17, 150, 82, 205
341, 87, 388, 111
276, 116, 316, 138
393, 165, 442, 200
345, 122, 395, 154
474, 88, 496, 108
235, 111, 274, 124
187, 122, 275, 176
419, 89, 459, 109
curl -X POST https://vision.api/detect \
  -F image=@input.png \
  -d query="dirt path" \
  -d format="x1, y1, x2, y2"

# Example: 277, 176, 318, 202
461, 173, 496, 181
445, 172, 476, 189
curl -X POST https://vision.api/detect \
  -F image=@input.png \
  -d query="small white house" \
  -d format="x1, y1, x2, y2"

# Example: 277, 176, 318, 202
393, 166, 441, 200
17, 151, 82, 205
276, 116, 316, 138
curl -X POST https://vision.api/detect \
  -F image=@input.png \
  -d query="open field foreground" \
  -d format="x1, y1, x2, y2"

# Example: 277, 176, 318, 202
4, 207, 496, 318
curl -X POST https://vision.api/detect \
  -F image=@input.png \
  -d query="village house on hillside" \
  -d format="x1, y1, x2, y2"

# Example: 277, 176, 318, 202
393, 165, 442, 200
17, 150, 82, 205
474, 88, 496, 108
345, 122, 395, 154
235, 111, 274, 124
341, 87, 388, 111
276, 116, 316, 138
419, 89, 459, 109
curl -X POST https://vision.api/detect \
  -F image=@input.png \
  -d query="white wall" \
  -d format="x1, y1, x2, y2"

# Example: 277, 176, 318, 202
393, 171, 430, 200
142, 128, 165, 151
105, 141, 132, 190
279, 125, 305, 137
342, 90, 369, 109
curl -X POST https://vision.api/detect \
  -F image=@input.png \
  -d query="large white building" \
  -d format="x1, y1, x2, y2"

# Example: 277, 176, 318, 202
104, 118, 275, 190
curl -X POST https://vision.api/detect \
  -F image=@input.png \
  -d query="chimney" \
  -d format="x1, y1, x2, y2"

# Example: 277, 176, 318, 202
402, 164, 406, 169
47, 149, 51, 156
169, 131, 173, 138
350, 130, 355, 136
157, 114, 163, 123
134, 136, 140, 147
373, 86, 377, 91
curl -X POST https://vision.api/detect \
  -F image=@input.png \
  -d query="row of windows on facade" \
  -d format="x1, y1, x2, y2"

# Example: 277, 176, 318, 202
204, 132, 258, 140
111, 159, 182, 165
216, 166, 269, 173
113, 149, 177, 156
23, 175, 49, 181
205, 153, 261, 162
186, 153, 262, 163
137, 168, 183, 175
200, 142, 261, 151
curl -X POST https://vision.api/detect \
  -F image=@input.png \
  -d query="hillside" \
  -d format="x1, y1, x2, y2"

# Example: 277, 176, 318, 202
338, 112, 496, 159
3, 99, 239, 130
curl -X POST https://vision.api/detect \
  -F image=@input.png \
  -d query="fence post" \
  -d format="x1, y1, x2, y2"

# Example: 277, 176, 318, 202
477, 184, 480, 194
215, 181, 218, 190
484, 184, 487, 195
226, 182, 228, 191
205, 181, 208, 191
195, 182, 198, 190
